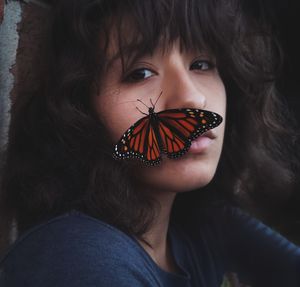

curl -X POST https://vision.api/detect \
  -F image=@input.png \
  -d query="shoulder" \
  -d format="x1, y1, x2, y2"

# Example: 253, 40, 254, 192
2, 210, 138, 260
189, 204, 300, 286
192, 204, 300, 251
0, 210, 156, 287
185, 203, 300, 262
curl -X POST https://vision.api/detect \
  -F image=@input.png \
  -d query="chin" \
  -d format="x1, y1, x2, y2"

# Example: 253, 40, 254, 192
134, 154, 219, 193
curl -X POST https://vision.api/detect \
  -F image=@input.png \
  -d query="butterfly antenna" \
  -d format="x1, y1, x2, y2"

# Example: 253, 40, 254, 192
150, 98, 154, 108
153, 91, 163, 108
137, 99, 150, 109
136, 106, 148, 116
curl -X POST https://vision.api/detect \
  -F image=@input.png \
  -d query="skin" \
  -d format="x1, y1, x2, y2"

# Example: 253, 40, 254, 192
92, 40, 226, 273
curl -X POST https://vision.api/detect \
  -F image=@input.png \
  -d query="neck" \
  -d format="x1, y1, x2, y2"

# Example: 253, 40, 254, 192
135, 189, 179, 273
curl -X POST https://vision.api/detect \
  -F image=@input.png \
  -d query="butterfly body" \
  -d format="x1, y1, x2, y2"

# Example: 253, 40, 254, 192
113, 106, 223, 166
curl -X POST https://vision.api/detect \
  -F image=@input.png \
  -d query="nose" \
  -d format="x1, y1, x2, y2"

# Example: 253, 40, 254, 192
162, 61, 207, 110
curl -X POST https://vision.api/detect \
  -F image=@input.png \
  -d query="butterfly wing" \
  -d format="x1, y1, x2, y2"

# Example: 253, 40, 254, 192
156, 108, 223, 158
113, 115, 162, 166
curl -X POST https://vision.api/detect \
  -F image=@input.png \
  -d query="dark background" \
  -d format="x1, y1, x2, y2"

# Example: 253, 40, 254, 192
268, 0, 299, 116
250, 0, 300, 241
246, 0, 299, 114
277, 0, 300, 242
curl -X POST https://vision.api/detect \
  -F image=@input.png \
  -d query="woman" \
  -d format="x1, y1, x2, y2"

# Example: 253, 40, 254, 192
0, 0, 299, 286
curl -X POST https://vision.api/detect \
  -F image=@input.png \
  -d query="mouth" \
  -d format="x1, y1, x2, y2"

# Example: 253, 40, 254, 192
188, 130, 217, 154
201, 130, 217, 140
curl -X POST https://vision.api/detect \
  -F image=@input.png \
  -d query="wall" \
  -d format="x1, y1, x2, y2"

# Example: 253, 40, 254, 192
0, 0, 21, 149
0, 0, 51, 150
0, 0, 52, 250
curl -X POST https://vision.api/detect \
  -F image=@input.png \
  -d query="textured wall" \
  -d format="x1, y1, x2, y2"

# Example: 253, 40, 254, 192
0, 0, 52, 248
0, 1, 21, 149
0, 0, 4, 23
0, 0, 52, 151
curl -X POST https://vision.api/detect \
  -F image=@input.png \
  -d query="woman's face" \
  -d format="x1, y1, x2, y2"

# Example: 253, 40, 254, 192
92, 40, 226, 193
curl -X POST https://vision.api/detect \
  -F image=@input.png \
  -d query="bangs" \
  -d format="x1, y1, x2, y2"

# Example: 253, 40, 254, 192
92, 0, 237, 68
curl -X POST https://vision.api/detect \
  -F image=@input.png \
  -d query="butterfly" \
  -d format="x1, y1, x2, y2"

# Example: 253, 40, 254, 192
112, 93, 223, 166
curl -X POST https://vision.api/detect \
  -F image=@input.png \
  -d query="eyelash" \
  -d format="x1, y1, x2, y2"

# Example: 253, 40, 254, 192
123, 67, 157, 83
123, 59, 215, 83
190, 59, 215, 71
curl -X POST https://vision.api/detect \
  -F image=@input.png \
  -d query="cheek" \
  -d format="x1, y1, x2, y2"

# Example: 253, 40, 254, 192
211, 81, 226, 114
92, 93, 139, 143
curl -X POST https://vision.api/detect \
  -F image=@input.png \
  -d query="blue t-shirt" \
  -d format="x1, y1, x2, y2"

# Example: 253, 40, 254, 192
0, 206, 299, 287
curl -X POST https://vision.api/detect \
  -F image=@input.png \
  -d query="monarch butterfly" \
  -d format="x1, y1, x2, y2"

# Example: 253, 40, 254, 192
113, 93, 223, 166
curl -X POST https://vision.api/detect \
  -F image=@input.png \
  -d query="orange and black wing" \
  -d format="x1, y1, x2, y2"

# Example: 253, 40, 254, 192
113, 116, 162, 166
156, 108, 222, 158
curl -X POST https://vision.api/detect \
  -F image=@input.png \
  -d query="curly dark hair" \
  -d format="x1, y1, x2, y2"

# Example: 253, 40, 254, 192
0, 0, 298, 254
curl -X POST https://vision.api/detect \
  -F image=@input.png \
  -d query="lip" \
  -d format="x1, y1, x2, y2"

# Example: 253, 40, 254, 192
200, 130, 216, 140
188, 131, 216, 154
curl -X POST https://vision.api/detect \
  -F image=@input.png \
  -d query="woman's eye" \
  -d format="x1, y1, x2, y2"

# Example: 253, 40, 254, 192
190, 59, 215, 71
124, 68, 156, 82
